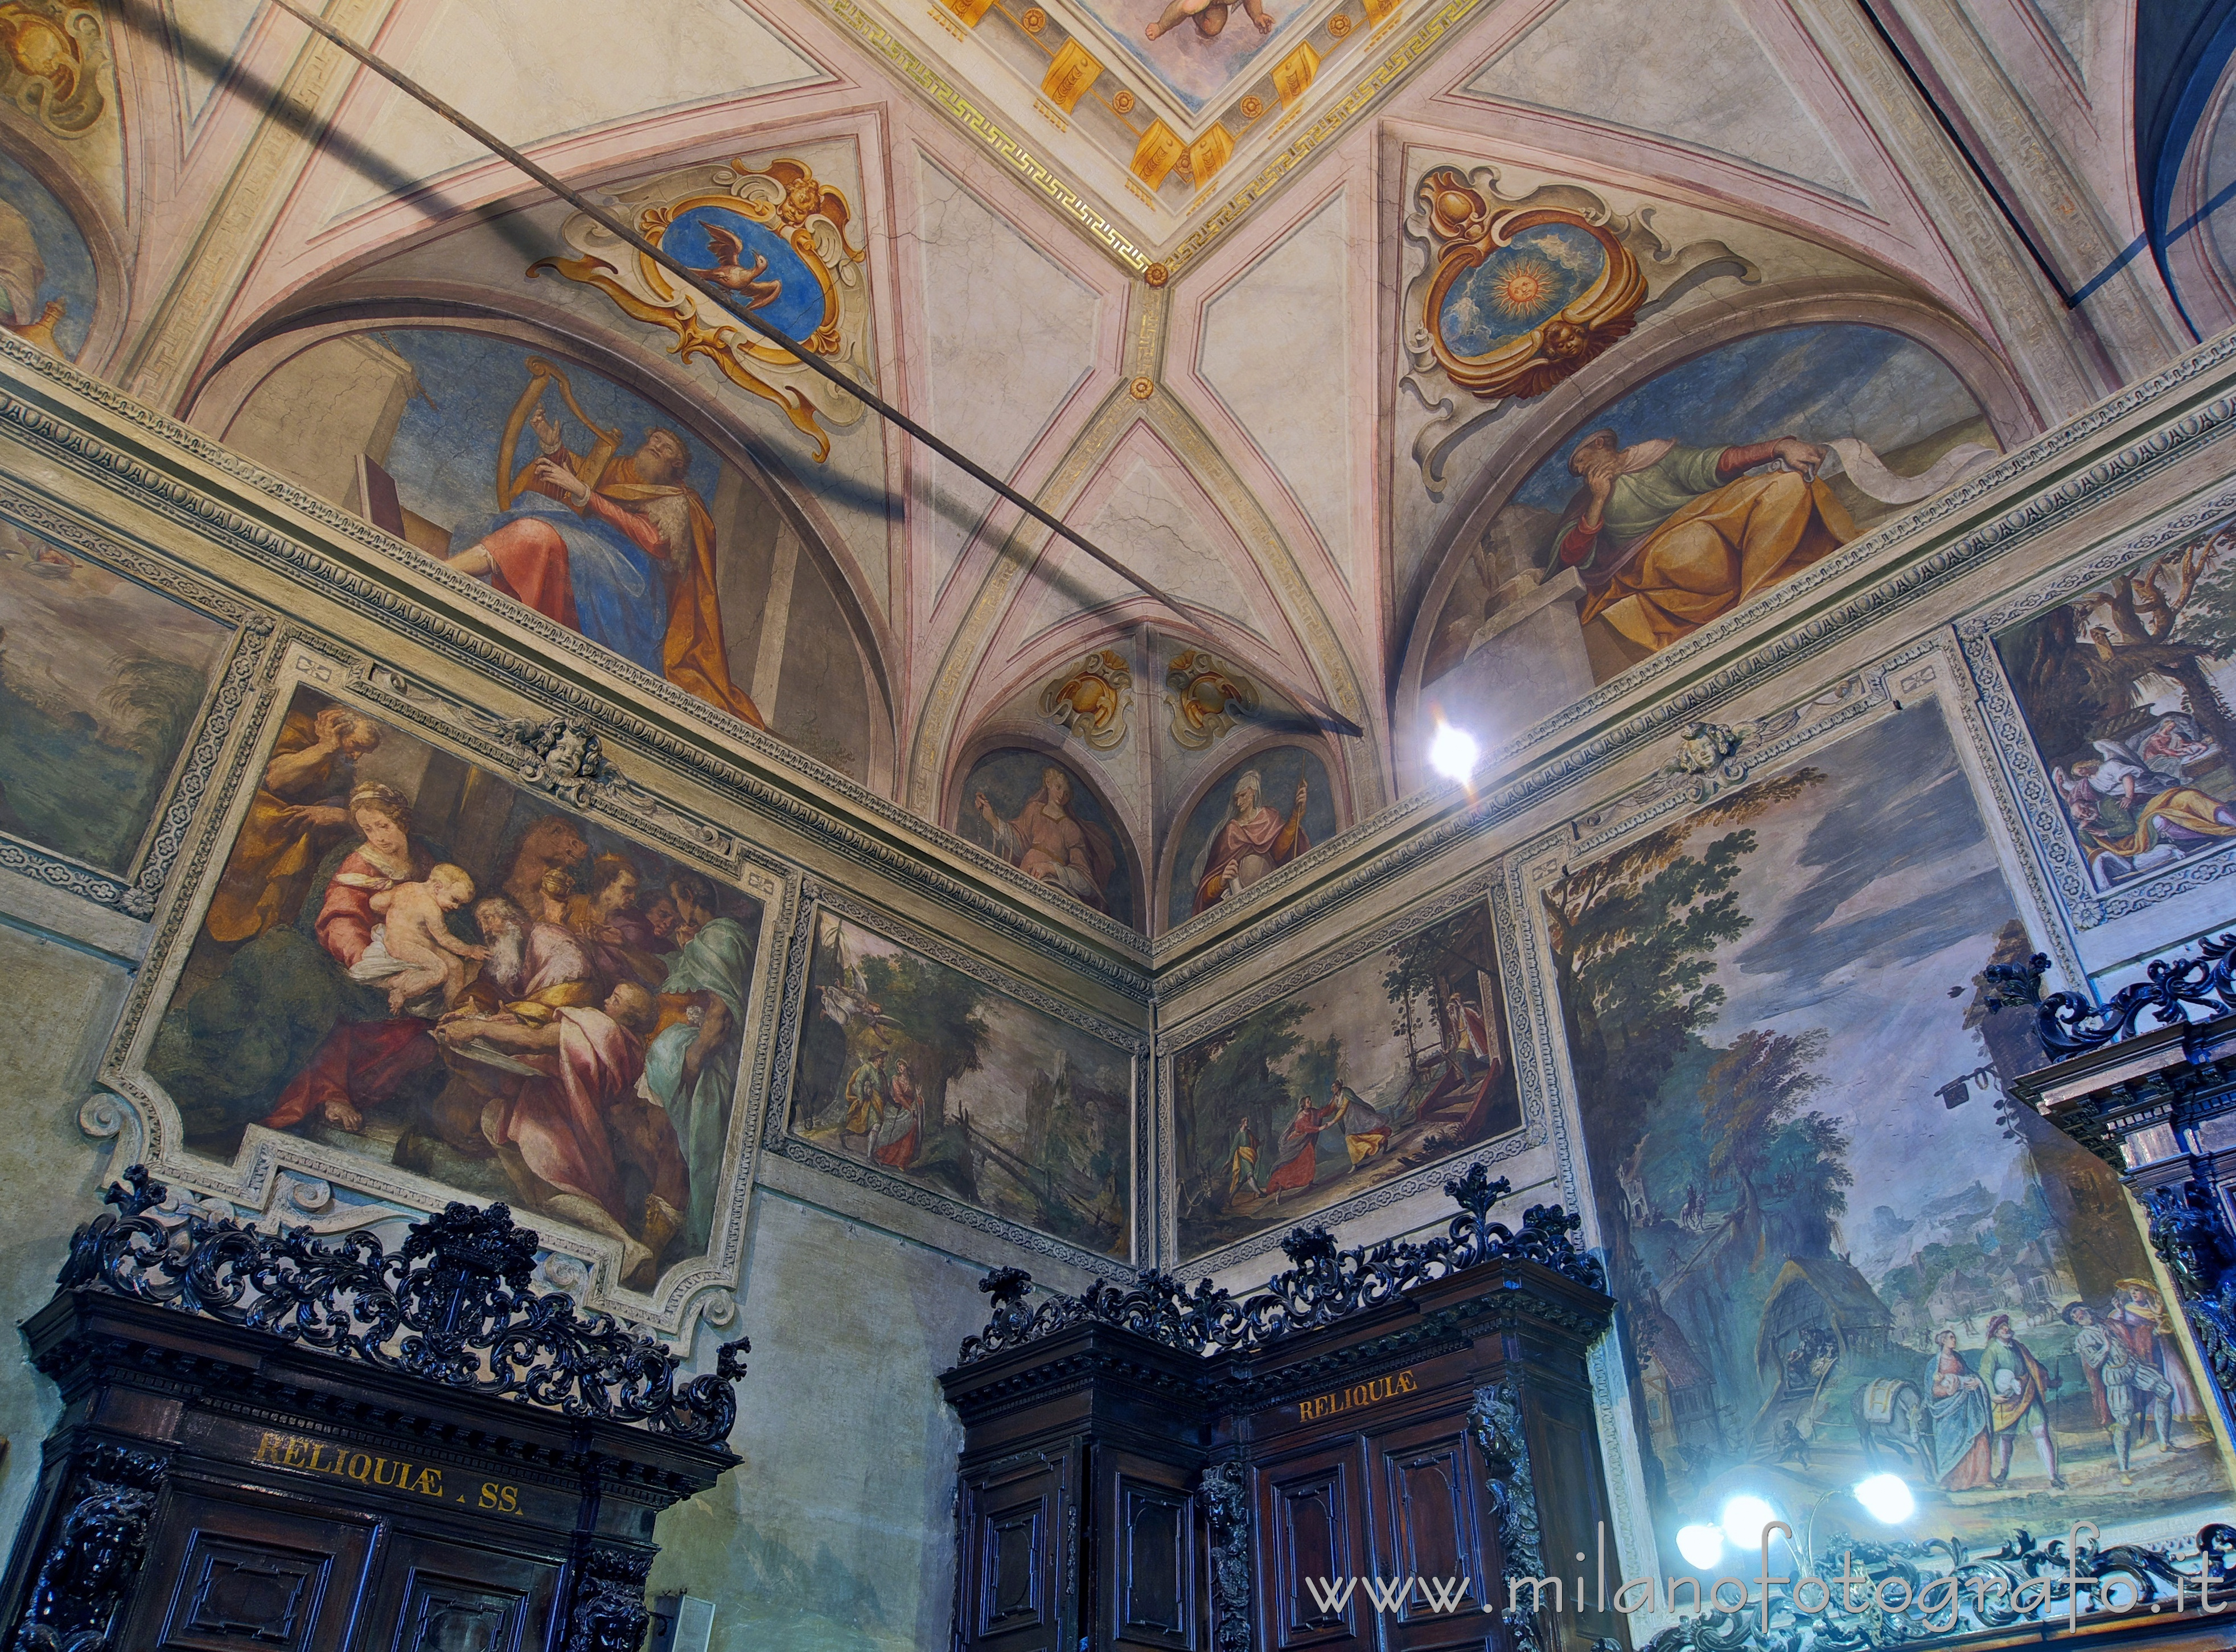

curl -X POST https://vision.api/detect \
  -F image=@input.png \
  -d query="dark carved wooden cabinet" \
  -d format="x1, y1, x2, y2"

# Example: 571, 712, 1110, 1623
940, 1169, 1623, 1652
3, 1170, 746, 1652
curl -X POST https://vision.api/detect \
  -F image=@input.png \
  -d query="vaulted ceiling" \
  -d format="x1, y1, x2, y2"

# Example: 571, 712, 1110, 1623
3, 0, 2225, 933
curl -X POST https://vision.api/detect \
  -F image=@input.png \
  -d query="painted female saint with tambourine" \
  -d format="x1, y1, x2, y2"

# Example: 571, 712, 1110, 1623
440, 355, 764, 729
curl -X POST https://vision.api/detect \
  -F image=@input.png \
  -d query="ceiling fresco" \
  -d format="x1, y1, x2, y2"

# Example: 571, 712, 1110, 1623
0, 0, 2201, 932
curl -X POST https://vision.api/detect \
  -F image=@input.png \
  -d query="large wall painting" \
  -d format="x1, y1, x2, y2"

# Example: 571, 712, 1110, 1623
1424, 326, 1997, 725
0, 528, 228, 873
1994, 517, 2236, 891
147, 687, 770, 1292
1167, 745, 1335, 931
221, 327, 877, 778
956, 747, 1137, 927
790, 911, 1135, 1259
0, 145, 93, 359
1546, 704, 2231, 1567
1172, 895, 1520, 1260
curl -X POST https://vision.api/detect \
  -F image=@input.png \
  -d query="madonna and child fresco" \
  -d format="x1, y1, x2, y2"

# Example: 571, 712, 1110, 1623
1996, 515, 2236, 890
1424, 324, 2000, 720
148, 689, 764, 1291
1552, 705, 2232, 1566
791, 912, 1134, 1259
1171, 894, 1520, 1259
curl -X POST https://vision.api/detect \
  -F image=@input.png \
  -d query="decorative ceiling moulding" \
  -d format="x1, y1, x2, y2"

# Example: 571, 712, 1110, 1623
1153, 327, 2236, 989
816, 0, 1499, 275
0, 334, 1157, 992
91, 633, 798, 1340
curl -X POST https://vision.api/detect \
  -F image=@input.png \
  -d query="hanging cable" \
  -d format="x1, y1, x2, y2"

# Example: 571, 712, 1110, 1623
262, 0, 1365, 737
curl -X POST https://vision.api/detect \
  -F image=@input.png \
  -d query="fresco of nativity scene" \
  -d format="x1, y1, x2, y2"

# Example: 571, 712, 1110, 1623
1172, 898, 1521, 1259
1996, 519, 2236, 890
790, 913, 1134, 1259
1551, 706, 2233, 1565
147, 688, 765, 1291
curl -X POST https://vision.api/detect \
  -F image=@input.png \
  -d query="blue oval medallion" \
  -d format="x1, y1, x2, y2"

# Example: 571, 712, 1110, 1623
1438, 221, 1605, 360
661, 206, 829, 343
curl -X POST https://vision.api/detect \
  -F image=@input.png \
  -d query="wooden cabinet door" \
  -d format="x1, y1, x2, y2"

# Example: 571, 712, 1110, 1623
358, 1530, 563, 1652
121, 1486, 375, 1652
1098, 1450, 1201, 1651
1256, 1440, 1369, 1651
1367, 1415, 1493, 1651
958, 1449, 1075, 1651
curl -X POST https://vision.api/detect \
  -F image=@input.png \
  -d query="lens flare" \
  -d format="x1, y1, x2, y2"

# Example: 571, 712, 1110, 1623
1719, 1494, 1777, 1550
1428, 721, 1479, 782
1675, 1523, 1724, 1569
1852, 1474, 1915, 1524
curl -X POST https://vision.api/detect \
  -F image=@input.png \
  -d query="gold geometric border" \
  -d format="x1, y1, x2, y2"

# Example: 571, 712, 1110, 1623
827, 0, 1151, 272
820, 0, 1489, 280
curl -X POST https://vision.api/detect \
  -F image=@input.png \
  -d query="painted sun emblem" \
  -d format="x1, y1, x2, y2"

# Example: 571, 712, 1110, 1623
1489, 255, 1557, 318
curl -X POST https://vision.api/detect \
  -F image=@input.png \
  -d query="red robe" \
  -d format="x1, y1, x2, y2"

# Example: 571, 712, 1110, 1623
1191, 800, 1309, 914
1262, 1102, 1335, 1195
482, 1006, 645, 1228
261, 845, 442, 1129
476, 453, 766, 729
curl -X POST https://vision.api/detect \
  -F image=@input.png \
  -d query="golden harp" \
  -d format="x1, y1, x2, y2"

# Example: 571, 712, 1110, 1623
494, 356, 623, 511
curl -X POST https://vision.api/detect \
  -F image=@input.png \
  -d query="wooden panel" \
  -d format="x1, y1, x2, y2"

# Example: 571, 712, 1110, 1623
959, 1452, 1070, 1650
1115, 1475, 1193, 1648
367, 1533, 560, 1652
1374, 1417, 1491, 1650
132, 1492, 371, 1652
1260, 1445, 1364, 1650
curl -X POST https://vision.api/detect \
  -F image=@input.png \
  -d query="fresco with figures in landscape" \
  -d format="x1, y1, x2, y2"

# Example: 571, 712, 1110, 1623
956, 747, 1137, 927
1173, 897, 1520, 1259
148, 688, 764, 1291
791, 912, 1133, 1258
1548, 706, 2231, 1567
1995, 517, 2236, 891
0, 529, 228, 873
1425, 325, 1998, 724
221, 327, 877, 777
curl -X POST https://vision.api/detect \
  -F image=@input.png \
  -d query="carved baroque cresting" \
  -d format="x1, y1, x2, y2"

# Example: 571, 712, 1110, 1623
940, 1166, 1621, 1652
3, 1170, 749, 1651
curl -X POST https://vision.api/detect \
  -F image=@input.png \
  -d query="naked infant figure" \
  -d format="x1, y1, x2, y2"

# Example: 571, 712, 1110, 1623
352, 864, 489, 1014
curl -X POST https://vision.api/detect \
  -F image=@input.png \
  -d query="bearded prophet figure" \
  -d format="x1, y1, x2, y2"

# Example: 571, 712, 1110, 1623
1553, 428, 1856, 654
975, 766, 1120, 913
443, 408, 765, 729
1191, 769, 1310, 914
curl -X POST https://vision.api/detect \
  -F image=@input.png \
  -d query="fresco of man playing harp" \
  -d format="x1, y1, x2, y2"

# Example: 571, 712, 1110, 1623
442, 357, 764, 729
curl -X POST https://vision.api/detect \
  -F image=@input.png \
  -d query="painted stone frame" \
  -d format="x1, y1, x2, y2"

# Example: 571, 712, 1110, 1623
0, 477, 271, 919
1160, 865, 1538, 1273
765, 886, 1144, 1275
1501, 648, 2233, 1592
97, 640, 793, 1330
1962, 477, 2236, 930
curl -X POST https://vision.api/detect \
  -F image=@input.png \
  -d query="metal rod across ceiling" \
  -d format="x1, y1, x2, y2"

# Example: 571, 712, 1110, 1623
265, 0, 1364, 739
